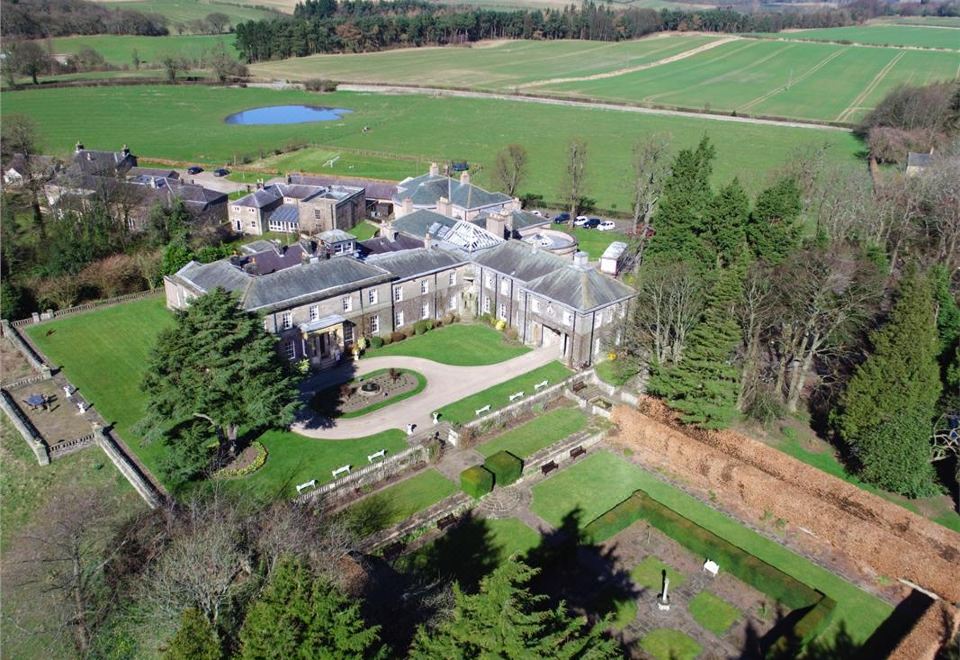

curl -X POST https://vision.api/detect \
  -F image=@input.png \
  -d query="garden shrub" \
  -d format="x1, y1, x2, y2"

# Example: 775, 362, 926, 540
414, 319, 434, 335
215, 441, 267, 478
442, 312, 456, 325
584, 492, 820, 610
403, 327, 416, 339
483, 450, 523, 487
369, 336, 384, 349
505, 326, 519, 341
390, 331, 405, 343
495, 319, 506, 331
460, 465, 494, 499
382, 335, 393, 346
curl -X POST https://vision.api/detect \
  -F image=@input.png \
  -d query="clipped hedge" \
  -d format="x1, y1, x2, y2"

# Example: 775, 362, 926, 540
460, 465, 494, 499
368, 336, 384, 349
484, 450, 523, 487
584, 491, 820, 610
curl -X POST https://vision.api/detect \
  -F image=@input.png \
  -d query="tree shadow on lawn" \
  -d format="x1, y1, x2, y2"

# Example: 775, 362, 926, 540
293, 359, 360, 430
741, 612, 865, 660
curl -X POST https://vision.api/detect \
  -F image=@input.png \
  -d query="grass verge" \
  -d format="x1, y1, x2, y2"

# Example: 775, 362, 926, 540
341, 469, 457, 536
365, 323, 529, 366
639, 629, 702, 660
689, 591, 741, 636
476, 406, 587, 458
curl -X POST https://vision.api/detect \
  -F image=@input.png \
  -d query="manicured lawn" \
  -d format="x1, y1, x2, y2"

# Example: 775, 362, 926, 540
477, 406, 587, 458
530, 451, 892, 644
486, 517, 542, 558
348, 220, 380, 241
342, 468, 457, 536
436, 361, 571, 425
226, 429, 407, 501
365, 323, 529, 366
2, 85, 865, 210
594, 359, 639, 386
567, 226, 632, 260
639, 629, 702, 660
689, 591, 741, 636
25, 296, 174, 475
312, 368, 427, 419
630, 555, 686, 591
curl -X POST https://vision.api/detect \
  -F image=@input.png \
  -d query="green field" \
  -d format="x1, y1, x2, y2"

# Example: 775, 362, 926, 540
251, 35, 720, 89
530, 451, 893, 643
767, 24, 960, 50
43, 34, 239, 67
365, 323, 529, 366
545, 38, 960, 123
98, 0, 280, 28
0, 85, 864, 209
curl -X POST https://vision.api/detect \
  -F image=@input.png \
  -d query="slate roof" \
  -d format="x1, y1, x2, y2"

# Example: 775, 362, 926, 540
235, 186, 283, 209
289, 173, 391, 201
473, 241, 568, 283
318, 228, 354, 243
907, 151, 933, 168
238, 243, 308, 275
365, 248, 464, 281
266, 203, 300, 225
69, 148, 137, 177
393, 209, 501, 253
173, 256, 391, 312
359, 234, 424, 256
394, 173, 512, 210
129, 167, 179, 180
525, 265, 635, 312
394, 209, 457, 239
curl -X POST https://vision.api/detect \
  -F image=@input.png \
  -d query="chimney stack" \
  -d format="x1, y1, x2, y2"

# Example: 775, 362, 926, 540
573, 251, 589, 269
429, 162, 439, 177
424, 232, 432, 250
381, 218, 396, 242
459, 170, 470, 185
436, 196, 452, 217
401, 197, 414, 216
75, 141, 84, 153
485, 212, 508, 239
121, 144, 130, 157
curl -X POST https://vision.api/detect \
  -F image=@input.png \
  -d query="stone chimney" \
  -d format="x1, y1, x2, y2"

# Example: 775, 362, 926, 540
460, 170, 470, 185
401, 197, 414, 216
507, 197, 522, 212
429, 162, 439, 176
75, 141, 84, 153
121, 144, 130, 157
381, 218, 397, 241
424, 232, 432, 250
573, 250, 589, 269
436, 196, 452, 217
485, 212, 508, 239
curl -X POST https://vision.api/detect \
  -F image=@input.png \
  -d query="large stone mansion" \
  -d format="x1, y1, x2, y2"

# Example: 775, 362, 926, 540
165, 167, 635, 370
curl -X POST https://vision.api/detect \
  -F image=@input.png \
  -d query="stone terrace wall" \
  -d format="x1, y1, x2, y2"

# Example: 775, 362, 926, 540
611, 402, 960, 602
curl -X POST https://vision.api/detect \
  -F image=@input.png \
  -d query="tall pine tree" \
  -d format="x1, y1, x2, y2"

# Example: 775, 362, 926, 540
163, 608, 221, 660
140, 287, 299, 458
645, 136, 716, 268
705, 178, 749, 268
745, 177, 802, 264
409, 558, 617, 660
648, 260, 745, 429
836, 268, 942, 497
239, 560, 384, 660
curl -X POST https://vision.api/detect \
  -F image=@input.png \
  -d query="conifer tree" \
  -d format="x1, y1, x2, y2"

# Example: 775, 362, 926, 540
648, 261, 745, 429
645, 136, 716, 268
164, 608, 221, 660
705, 178, 749, 268
409, 558, 617, 660
836, 268, 942, 496
745, 177, 802, 264
140, 287, 299, 459
239, 560, 384, 660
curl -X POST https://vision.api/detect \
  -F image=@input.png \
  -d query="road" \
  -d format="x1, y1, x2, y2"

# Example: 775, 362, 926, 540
337, 83, 851, 132
291, 346, 560, 440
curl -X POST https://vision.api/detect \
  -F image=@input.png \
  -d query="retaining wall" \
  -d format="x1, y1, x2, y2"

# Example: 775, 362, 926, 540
0, 388, 50, 465
7, 290, 163, 329
295, 445, 429, 508
611, 402, 960, 602
95, 429, 163, 508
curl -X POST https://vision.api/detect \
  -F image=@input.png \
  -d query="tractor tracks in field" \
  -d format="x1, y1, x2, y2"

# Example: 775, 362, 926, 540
835, 50, 905, 123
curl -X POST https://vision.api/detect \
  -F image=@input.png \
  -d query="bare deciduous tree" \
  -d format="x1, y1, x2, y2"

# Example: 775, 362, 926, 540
561, 137, 588, 214
630, 134, 670, 250
736, 262, 776, 412
492, 144, 528, 197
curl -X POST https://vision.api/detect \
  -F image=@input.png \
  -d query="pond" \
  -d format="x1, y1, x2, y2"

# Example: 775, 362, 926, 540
224, 105, 352, 125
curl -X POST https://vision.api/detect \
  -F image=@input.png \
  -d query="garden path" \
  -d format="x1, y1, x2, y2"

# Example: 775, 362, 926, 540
291, 345, 559, 440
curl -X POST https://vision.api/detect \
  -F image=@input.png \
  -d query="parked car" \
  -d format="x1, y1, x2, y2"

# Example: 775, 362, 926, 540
554, 212, 571, 224
573, 215, 590, 227
597, 220, 617, 231
584, 218, 602, 229
530, 210, 544, 217
213, 168, 230, 177
187, 166, 204, 175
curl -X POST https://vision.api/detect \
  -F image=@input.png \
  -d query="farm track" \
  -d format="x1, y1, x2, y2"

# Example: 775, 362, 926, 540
338, 83, 852, 130
737, 46, 849, 113
835, 50, 905, 122
518, 36, 735, 88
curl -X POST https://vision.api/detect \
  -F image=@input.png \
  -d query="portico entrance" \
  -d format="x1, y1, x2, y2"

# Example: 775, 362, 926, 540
299, 314, 351, 369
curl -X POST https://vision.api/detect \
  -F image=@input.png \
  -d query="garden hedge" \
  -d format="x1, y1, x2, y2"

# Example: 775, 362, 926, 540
484, 450, 523, 487
583, 491, 820, 610
460, 465, 494, 499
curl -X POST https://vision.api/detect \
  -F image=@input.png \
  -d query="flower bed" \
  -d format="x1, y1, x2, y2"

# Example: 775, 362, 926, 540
216, 441, 267, 479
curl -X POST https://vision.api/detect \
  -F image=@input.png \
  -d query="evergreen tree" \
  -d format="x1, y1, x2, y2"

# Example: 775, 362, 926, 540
645, 136, 716, 268
164, 608, 221, 660
932, 264, 960, 357
745, 177, 802, 264
410, 558, 617, 660
705, 178, 749, 268
648, 261, 745, 429
836, 268, 942, 497
140, 288, 299, 458
238, 560, 384, 660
